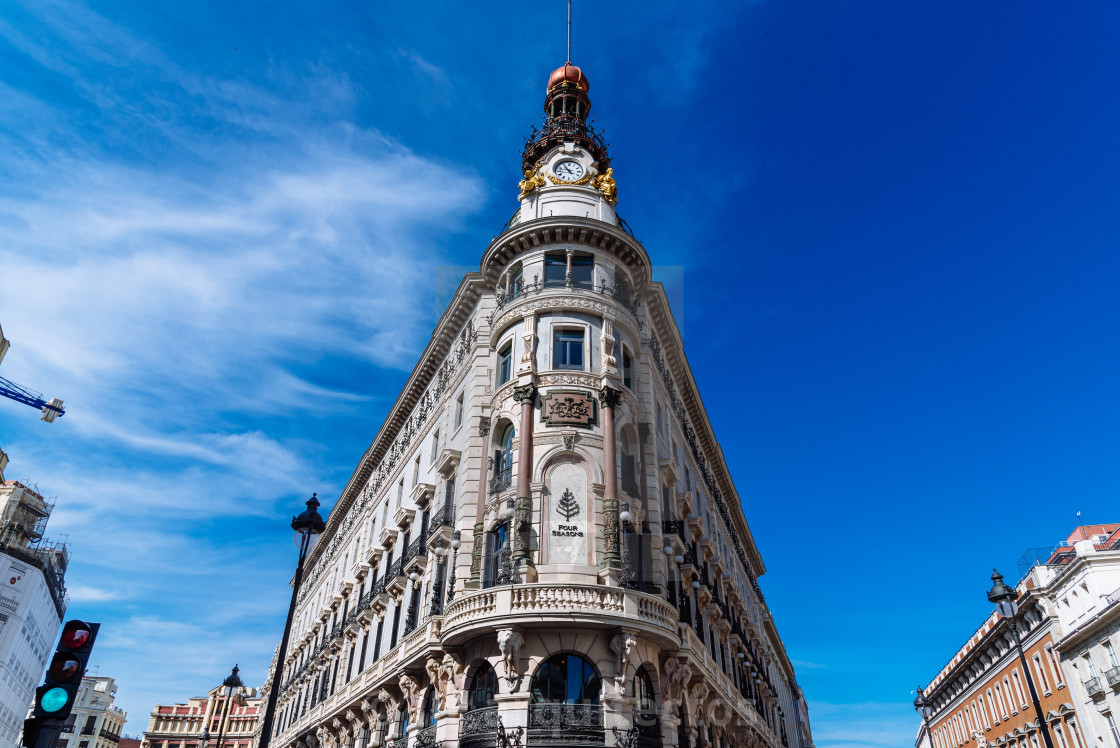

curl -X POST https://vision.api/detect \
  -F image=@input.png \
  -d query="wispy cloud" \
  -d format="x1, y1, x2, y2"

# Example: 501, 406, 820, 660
0, 0, 486, 728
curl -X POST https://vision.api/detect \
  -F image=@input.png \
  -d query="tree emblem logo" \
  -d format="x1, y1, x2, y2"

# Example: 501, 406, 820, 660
556, 488, 580, 521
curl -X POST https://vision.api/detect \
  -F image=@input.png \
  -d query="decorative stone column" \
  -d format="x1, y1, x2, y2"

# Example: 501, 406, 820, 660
599, 386, 623, 579
469, 522, 484, 587
512, 382, 538, 581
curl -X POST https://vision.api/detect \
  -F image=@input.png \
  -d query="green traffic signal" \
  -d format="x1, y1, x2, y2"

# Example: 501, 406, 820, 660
39, 686, 69, 713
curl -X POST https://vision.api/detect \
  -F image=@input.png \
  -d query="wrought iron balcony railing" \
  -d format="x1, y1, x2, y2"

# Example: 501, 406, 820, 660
1104, 666, 1120, 688
528, 703, 605, 746
490, 466, 513, 495
415, 725, 438, 748
461, 706, 500, 748
1085, 677, 1104, 697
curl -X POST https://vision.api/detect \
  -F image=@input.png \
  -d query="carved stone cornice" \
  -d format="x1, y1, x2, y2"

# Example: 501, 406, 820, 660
599, 386, 623, 410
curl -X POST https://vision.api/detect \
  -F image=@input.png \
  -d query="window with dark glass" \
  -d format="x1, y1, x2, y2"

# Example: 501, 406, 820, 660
498, 343, 513, 385
483, 522, 510, 588
530, 653, 601, 704
622, 348, 633, 389
469, 663, 499, 710
620, 430, 638, 497
492, 424, 515, 494
544, 253, 567, 287
510, 266, 524, 296
421, 689, 437, 726
553, 329, 584, 370
570, 254, 593, 288
633, 667, 657, 727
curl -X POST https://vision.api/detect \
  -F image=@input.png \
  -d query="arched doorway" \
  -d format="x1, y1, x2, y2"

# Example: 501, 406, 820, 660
528, 654, 604, 747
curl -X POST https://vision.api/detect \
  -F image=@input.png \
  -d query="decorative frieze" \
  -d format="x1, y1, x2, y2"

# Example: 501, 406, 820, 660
540, 390, 598, 427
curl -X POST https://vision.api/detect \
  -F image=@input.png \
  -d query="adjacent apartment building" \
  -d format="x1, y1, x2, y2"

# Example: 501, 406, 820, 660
265, 59, 814, 748
0, 479, 69, 746
59, 676, 128, 748
917, 523, 1120, 748
140, 682, 261, 748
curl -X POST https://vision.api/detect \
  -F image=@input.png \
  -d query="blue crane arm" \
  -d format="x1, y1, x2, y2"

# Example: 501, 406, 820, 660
0, 374, 65, 419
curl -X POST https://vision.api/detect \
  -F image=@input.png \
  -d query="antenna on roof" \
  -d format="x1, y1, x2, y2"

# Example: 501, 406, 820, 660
567, 0, 572, 63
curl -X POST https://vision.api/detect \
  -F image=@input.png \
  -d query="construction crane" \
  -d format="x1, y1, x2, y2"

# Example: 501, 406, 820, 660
0, 325, 65, 422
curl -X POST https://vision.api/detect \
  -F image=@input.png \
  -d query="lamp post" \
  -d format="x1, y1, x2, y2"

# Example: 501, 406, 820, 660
258, 494, 327, 748
211, 665, 243, 748
913, 687, 934, 748
987, 569, 1055, 748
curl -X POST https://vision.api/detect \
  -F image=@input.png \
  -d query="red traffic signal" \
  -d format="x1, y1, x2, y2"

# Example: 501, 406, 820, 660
59, 621, 93, 651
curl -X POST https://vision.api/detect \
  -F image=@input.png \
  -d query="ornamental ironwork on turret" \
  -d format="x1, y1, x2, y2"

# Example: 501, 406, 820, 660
522, 62, 610, 176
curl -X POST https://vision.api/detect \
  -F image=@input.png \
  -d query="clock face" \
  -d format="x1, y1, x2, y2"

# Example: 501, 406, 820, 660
553, 160, 585, 181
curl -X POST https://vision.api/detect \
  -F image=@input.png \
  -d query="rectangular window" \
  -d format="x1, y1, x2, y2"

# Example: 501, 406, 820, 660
455, 392, 464, 429
431, 430, 440, 464
1034, 654, 1051, 693
544, 254, 567, 287
622, 348, 633, 389
498, 343, 513, 385
570, 255, 593, 288
1046, 645, 1065, 686
1105, 714, 1120, 748
553, 329, 584, 370
413, 456, 421, 485
1084, 654, 1098, 678
1105, 640, 1119, 668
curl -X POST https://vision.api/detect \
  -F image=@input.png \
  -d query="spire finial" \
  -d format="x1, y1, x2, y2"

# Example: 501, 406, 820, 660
567, 0, 572, 63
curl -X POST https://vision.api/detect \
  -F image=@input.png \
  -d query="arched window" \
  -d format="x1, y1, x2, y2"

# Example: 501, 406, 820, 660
421, 689, 437, 726
633, 667, 657, 729
469, 663, 499, 710
531, 654, 601, 704
492, 424, 515, 492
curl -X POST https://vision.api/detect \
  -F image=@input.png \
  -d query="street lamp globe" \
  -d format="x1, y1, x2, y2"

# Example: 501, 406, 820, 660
292, 493, 327, 550
221, 665, 243, 697
914, 687, 933, 721
987, 568, 1019, 619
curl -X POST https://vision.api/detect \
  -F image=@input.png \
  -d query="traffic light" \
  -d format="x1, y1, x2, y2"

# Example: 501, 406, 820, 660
32, 621, 99, 722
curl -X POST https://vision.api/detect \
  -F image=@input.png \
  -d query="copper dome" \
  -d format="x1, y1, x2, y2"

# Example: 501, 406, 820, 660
548, 62, 590, 93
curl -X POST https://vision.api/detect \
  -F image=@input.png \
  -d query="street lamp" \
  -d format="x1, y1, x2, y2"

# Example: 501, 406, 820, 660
913, 686, 934, 748
987, 569, 1055, 748
210, 665, 243, 748
258, 494, 326, 748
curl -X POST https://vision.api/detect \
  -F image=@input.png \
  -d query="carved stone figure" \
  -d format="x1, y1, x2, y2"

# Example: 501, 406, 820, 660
497, 628, 525, 686
592, 168, 618, 203
600, 319, 617, 370
519, 167, 546, 198
972, 731, 988, 748
520, 315, 537, 371
610, 632, 637, 690
440, 652, 462, 709
398, 674, 422, 723
425, 657, 443, 707
662, 657, 692, 712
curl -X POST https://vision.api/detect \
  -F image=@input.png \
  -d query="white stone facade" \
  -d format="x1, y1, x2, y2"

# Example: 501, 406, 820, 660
266, 63, 813, 748
58, 676, 127, 748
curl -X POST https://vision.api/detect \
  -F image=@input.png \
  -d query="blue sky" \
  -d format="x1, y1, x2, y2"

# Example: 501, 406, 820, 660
1, 1, 1118, 745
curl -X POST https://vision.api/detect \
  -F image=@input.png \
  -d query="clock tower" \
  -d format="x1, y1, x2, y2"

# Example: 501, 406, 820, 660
518, 62, 618, 225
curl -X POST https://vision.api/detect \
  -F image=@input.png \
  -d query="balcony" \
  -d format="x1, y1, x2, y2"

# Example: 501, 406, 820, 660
100, 728, 121, 744
460, 706, 500, 748
415, 725, 438, 748
528, 703, 604, 746
1105, 666, 1120, 688
490, 466, 513, 495
442, 583, 679, 649
1084, 677, 1104, 698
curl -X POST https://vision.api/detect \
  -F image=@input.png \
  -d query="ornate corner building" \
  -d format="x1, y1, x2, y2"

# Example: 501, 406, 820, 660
265, 61, 814, 748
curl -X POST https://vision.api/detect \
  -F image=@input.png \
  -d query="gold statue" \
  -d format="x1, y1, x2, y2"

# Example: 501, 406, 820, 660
518, 167, 546, 198
591, 167, 618, 204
